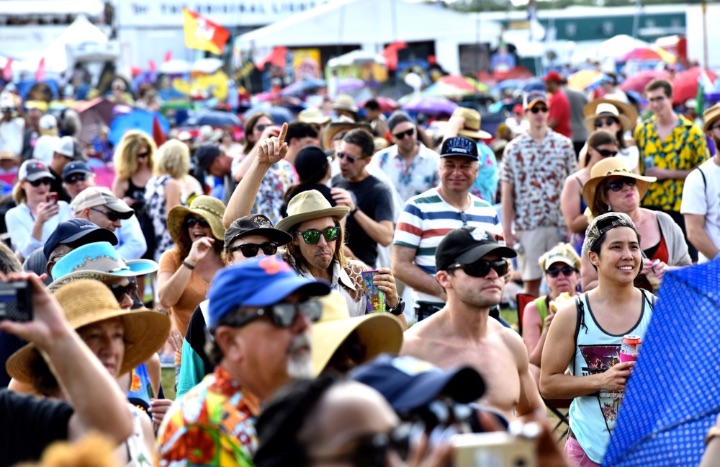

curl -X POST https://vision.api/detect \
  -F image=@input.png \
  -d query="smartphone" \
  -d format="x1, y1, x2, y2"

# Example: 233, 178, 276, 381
453, 432, 536, 467
0, 280, 33, 322
46, 192, 58, 204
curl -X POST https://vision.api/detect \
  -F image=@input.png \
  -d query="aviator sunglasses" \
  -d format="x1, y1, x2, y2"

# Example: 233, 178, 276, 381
228, 242, 278, 257
64, 173, 88, 184
448, 259, 509, 277
296, 226, 340, 244
392, 128, 415, 140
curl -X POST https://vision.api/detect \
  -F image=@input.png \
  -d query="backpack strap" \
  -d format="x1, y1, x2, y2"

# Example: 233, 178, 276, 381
572, 294, 588, 375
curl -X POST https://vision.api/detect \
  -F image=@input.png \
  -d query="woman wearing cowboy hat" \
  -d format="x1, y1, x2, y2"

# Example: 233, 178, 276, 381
6, 279, 170, 466
579, 98, 640, 173
579, 158, 691, 293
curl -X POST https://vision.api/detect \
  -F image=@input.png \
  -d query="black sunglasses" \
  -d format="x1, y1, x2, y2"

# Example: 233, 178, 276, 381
296, 226, 340, 245
184, 217, 210, 228
109, 281, 138, 302
64, 173, 88, 184
594, 117, 619, 128
91, 207, 123, 222
136, 151, 149, 159
223, 300, 323, 329
546, 266, 576, 278
593, 147, 618, 158
448, 259, 509, 278
530, 106, 548, 113
336, 152, 360, 164
228, 242, 278, 257
312, 428, 411, 466
606, 177, 637, 192
255, 123, 269, 132
392, 128, 414, 140
28, 178, 52, 187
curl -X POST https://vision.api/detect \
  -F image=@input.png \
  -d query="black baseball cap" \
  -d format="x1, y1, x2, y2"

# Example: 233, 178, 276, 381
439, 136, 479, 160
43, 219, 118, 259
435, 227, 516, 272
224, 214, 292, 250
194, 144, 221, 173
62, 161, 92, 180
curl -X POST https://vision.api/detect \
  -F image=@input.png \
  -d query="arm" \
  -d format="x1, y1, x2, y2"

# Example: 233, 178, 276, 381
391, 244, 446, 301
580, 252, 598, 292
115, 215, 147, 260
112, 177, 128, 200
685, 214, 720, 260
645, 167, 693, 181
164, 178, 182, 211
501, 181, 517, 247
522, 302, 543, 356
504, 329, 546, 418
332, 187, 394, 246
560, 175, 588, 234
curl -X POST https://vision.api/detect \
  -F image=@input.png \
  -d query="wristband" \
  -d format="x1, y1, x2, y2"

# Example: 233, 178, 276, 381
182, 260, 196, 270
714, 252, 720, 261
350, 207, 358, 215
386, 299, 405, 316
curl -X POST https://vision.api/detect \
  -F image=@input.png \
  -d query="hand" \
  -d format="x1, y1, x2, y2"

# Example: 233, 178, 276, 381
543, 312, 555, 331
503, 231, 518, 249
149, 398, 173, 431
330, 187, 356, 212
186, 237, 215, 265
257, 122, 288, 165
402, 431, 453, 467
446, 115, 466, 137
515, 415, 571, 467
602, 361, 635, 391
36, 201, 59, 224
503, 259, 514, 284
373, 267, 399, 308
123, 196, 136, 207
644, 167, 669, 180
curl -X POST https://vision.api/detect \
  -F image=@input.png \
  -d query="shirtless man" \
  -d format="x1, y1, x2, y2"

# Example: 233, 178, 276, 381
401, 227, 545, 420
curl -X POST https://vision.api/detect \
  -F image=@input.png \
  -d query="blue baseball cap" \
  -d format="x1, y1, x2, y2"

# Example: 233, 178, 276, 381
43, 219, 117, 259
62, 160, 92, 180
350, 354, 485, 413
208, 257, 331, 329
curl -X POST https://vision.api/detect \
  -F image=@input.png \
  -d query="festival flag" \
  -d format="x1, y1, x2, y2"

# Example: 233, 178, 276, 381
382, 41, 407, 72
164, 50, 173, 63
182, 8, 230, 55
255, 47, 288, 70
1, 58, 12, 81
35, 57, 45, 82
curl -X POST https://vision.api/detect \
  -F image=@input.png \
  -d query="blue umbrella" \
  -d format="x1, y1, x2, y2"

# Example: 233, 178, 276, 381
522, 79, 545, 93
186, 110, 241, 127
603, 261, 720, 466
243, 106, 295, 124
280, 78, 327, 97
109, 109, 170, 146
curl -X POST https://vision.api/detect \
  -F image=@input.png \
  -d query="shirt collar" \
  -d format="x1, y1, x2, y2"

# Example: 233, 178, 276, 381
297, 260, 356, 291
215, 365, 261, 416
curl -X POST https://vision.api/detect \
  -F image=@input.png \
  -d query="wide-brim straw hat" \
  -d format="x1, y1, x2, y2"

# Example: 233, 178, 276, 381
452, 107, 492, 139
167, 195, 226, 246
321, 121, 372, 149
584, 98, 638, 133
275, 189, 349, 233
311, 291, 403, 376
703, 103, 720, 132
7, 279, 170, 384
582, 158, 656, 217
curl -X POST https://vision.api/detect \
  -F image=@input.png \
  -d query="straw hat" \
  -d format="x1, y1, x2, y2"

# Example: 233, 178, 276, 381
582, 158, 656, 217
7, 279, 170, 383
584, 98, 638, 133
167, 195, 226, 246
275, 190, 349, 233
298, 107, 331, 125
321, 121, 371, 149
451, 107, 492, 139
332, 94, 358, 113
311, 291, 403, 376
703, 103, 720, 132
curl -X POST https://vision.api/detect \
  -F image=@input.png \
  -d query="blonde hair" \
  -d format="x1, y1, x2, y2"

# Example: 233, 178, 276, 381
112, 130, 156, 180
155, 139, 190, 178
539, 242, 581, 271
12, 181, 27, 204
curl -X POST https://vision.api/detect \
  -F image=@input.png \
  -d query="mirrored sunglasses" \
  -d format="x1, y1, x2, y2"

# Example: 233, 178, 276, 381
336, 152, 359, 164
297, 226, 340, 245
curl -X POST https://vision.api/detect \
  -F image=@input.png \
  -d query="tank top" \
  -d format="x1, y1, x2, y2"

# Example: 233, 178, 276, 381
568, 289, 654, 463
125, 177, 146, 202
635, 220, 670, 292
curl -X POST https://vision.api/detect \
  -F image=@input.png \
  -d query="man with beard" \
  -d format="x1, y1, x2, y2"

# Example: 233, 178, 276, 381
156, 256, 330, 466
401, 227, 545, 421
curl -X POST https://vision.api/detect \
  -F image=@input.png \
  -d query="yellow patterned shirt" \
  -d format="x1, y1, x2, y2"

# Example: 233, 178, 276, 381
635, 115, 708, 211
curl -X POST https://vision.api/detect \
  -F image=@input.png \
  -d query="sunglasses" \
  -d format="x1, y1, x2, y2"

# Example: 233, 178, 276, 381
593, 147, 618, 158
546, 266, 576, 278
224, 300, 323, 329
136, 151, 149, 159
184, 217, 210, 228
255, 123, 269, 132
90, 207, 123, 222
312, 429, 410, 467
296, 226, 340, 245
392, 128, 414, 140
109, 281, 138, 302
28, 178, 52, 187
64, 173, 88, 184
336, 152, 360, 164
228, 242, 278, 257
606, 177, 637, 192
594, 117, 619, 128
448, 259, 509, 278
530, 106, 549, 113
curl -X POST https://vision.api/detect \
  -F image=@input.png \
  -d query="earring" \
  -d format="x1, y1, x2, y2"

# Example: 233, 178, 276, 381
608, 204, 612, 212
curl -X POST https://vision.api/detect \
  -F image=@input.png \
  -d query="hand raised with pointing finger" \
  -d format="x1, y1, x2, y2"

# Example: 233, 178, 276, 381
257, 122, 289, 165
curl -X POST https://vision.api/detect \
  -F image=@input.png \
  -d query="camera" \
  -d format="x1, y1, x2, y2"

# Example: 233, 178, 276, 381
0, 280, 33, 322
453, 432, 536, 467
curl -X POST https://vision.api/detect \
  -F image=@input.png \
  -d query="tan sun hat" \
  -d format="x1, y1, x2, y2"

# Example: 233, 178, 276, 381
321, 120, 372, 149
451, 107, 492, 140
275, 190, 349, 233
332, 94, 359, 113
311, 291, 403, 376
6, 279, 171, 383
167, 195, 226, 246
703, 103, 720, 132
582, 158, 656, 217
298, 107, 331, 125
584, 98, 638, 133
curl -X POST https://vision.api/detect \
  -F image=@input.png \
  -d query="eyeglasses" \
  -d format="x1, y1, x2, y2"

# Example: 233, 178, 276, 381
336, 152, 360, 164
530, 106, 549, 113
546, 266, 577, 278
223, 300, 323, 329
311, 428, 411, 466
64, 173, 88, 184
255, 123, 269, 132
593, 147, 618, 158
606, 177, 637, 192
448, 259, 509, 278
228, 242, 278, 257
90, 207, 123, 222
296, 226, 340, 244
594, 118, 619, 128
392, 128, 415, 140
184, 217, 210, 228
136, 151, 149, 159
109, 281, 138, 302
28, 178, 52, 187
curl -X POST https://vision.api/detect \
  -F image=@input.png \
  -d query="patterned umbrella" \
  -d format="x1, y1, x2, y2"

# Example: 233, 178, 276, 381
603, 261, 720, 466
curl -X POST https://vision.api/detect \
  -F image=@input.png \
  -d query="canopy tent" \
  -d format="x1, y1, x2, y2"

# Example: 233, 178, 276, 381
0, 0, 104, 16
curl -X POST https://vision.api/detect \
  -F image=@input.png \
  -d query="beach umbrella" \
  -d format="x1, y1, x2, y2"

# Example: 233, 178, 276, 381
75, 98, 115, 145
109, 109, 170, 146
280, 79, 326, 97
186, 110, 241, 127
243, 105, 295, 124
401, 96, 457, 115
603, 261, 720, 466
620, 70, 669, 94
568, 70, 603, 91
336, 78, 366, 94
672, 67, 718, 105
359, 96, 398, 113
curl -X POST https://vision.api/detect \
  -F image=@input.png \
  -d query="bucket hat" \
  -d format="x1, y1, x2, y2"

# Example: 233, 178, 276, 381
167, 195, 226, 246
451, 107, 491, 139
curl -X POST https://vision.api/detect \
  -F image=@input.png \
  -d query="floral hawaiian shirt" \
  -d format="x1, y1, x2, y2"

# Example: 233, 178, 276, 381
635, 114, 708, 212
155, 366, 259, 467
232, 155, 296, 225
371, 143, 440, 203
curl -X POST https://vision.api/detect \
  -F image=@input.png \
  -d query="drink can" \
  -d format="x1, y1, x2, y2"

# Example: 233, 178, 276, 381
619, 334, 642, 363
361, 270, 386, 313
643, 156, 654, 170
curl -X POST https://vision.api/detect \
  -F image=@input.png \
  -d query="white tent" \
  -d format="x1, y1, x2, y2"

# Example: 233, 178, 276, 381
40, 15, 108, 73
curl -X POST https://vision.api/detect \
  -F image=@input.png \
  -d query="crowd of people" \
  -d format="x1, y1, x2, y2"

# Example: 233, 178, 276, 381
0, 69, 719, 467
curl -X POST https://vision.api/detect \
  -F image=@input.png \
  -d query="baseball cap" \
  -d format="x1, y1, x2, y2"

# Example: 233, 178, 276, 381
584, 212, 637, 253
54, 136, 75, 158
512, 103, 524, 114
39, 114, 57, 130
294, 145, 330, 184
194, 144, 221, 174
350, 354, 485, 413
387, 111, 413, 133
435, 227, 516, 272
208, 257, 331, 329
439, 136, 479, 160
18, 160, 54, 182
539, 243, 581, 272
543, 71, 563, 83
525, 91, 548, 110
224, 214, 292, 250
62, 161, 92, 180
71, 187, 133, 218
43, 219, 118, 259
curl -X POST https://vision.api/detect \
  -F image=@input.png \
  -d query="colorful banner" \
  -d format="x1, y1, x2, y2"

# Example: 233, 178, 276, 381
182, 8, 231, 55
292, 49, 321, 81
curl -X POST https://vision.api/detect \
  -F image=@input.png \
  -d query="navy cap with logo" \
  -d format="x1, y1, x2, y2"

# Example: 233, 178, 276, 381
435, 227, 516, 272
439, 136, 479, 160
194, 144, 221, 175
62, 161, 92, 180
43, 218, 118, 259
224, 214, 293, 250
